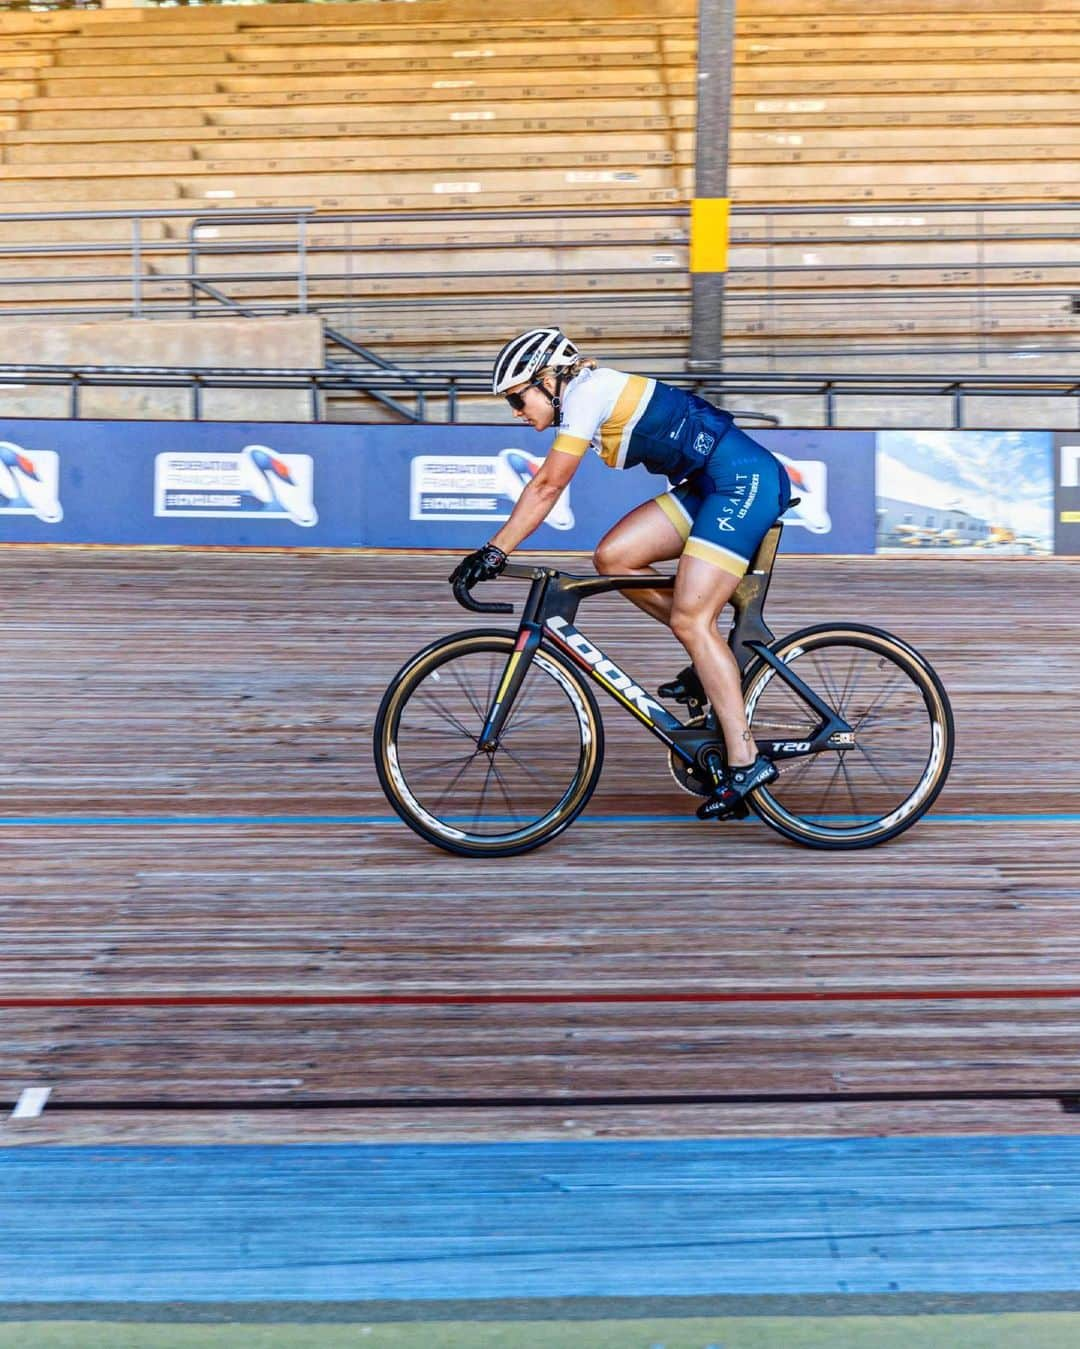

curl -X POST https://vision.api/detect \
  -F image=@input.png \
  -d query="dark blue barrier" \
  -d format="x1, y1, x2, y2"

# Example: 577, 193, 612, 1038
0, 419, 877, 552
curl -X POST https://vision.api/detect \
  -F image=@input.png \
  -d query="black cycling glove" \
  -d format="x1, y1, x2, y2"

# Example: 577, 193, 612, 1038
449, 543, 507, 589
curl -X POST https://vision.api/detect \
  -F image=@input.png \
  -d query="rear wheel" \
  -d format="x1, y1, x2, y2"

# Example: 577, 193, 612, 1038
742, 624, 954, 849
374, 630, 604, 858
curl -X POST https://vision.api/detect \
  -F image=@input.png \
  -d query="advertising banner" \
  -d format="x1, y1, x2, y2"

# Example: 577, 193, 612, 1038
0, 421, 365, 548
876, 430, 1054, 556
0, 417, 1062, 556
1055, 433, 1080, 556
756, 429, 877, 556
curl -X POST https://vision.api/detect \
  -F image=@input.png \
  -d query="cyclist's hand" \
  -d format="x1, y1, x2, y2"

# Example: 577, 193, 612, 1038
449, 543, 507, 590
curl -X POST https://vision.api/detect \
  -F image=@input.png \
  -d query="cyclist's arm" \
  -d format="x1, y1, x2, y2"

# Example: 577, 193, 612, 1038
488, 446, 583, 554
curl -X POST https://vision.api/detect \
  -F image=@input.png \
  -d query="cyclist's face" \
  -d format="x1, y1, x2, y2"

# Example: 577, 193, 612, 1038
506, 376, 555, 430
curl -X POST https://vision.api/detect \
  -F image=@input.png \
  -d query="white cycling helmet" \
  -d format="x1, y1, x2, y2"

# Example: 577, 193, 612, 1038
491, 327, 579, 396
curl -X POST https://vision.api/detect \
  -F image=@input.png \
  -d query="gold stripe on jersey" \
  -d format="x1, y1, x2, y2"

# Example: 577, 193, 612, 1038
599, 374, 653, 468
550, 433, 590, 459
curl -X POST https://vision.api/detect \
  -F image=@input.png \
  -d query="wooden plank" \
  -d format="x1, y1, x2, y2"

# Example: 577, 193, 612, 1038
39, 50, 679, 85
19, 187, 684, 216
2, 178, 181, 204
735, 144, 1080, 165
736, 31, 1080, 54
739, 14, 1080, 36
46, 21, 695, 54
735, 73, 1080, 95
733, 159, 1080, 187
19, 79, 695, 111
4, 142, 198, 165
4, 129, 676, 164
0, 146, 683, 181
0, 552, 1071, 1120
3, 114, 679, 146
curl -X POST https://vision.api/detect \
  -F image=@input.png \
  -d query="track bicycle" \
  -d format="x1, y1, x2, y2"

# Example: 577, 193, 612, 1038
373, 518, 955, 857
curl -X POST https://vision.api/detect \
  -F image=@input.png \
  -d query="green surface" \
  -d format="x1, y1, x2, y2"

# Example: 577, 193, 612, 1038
4, 1315, 1080, 1348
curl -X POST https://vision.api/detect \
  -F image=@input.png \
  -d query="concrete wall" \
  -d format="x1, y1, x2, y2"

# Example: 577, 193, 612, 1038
0, 316, 324, 422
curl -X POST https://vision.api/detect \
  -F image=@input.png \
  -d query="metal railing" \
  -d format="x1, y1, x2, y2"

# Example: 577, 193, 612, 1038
3, 362, 1080, 427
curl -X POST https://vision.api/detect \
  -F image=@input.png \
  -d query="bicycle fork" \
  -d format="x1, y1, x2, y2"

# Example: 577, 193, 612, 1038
477, 622, 543, 751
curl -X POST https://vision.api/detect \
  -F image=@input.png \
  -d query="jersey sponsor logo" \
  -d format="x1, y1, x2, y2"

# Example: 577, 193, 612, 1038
410, 450, 574, 530
545, 616, 666, 721
692, 430, 715, 456
0, 442, 62, 523
155, 447, 317, 526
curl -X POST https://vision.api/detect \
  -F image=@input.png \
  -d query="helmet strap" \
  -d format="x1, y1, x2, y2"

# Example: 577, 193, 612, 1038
546, 369, 570, 427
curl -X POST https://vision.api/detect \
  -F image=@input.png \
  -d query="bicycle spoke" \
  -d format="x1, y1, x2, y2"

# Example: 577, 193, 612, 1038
487, 755, 525, 823
819, 754, 851, 816
807, 650, 847, 717
415, 689, 479, 743
849, 667, 908, 735
836, 750, 864, 819
402, 750, 483, 779
448, 657, 488, 724
471, 754, 498, 830
501, 708, 572, 735
497, 741, 563, 793
428, 750, 485, 809
836, 647, 861, 717
853, 741, 912, 795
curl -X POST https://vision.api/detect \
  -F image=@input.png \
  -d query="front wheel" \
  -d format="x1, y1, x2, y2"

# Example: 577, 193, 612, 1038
374, 630, 605, 858
742, 624, 954, 849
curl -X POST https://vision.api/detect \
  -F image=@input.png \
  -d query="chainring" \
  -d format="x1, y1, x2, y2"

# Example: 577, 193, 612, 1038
667, 714, 713, 797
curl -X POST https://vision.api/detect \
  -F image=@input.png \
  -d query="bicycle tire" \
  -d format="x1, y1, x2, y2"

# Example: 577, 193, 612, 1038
374, 629, 605, 858
741, 623, 954, 849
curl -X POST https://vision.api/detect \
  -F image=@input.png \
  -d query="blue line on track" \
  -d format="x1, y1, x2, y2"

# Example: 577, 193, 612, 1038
3, 1137, 1080, 1301
0, 813, 1075, 827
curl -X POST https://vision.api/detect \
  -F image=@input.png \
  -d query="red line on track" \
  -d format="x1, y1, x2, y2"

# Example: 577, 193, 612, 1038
3, 988, 1080, 1009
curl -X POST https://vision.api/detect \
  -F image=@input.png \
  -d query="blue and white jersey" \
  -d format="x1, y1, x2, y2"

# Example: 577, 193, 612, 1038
550, 367, 734, 483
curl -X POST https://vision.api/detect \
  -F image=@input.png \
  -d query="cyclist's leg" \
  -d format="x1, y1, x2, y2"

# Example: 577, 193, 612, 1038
669, 554, 751, 765
670, 440, 789, 768
593, 496, 687, 625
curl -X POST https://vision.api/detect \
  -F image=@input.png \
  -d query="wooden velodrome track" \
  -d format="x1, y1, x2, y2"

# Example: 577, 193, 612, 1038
1, 546, 1078, 1147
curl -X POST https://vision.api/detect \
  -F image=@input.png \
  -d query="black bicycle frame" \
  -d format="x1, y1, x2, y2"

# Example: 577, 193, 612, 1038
473, 522, 853, 769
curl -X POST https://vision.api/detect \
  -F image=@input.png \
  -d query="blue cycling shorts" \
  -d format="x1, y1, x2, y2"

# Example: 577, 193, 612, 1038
653, 423, 792, 577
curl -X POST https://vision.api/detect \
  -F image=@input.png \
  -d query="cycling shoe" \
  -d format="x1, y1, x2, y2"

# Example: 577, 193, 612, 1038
696, 754, 777, 822
657, 664, 707, 708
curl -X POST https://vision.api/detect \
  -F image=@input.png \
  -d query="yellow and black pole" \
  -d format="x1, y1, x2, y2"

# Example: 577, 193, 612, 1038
689, 0, 736, 367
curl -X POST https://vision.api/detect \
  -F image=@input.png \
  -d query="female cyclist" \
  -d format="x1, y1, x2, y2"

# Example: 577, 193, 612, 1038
449, 326, 792, 821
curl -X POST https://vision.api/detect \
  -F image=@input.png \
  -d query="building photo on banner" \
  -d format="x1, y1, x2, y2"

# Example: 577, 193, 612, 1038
2, 418, 1068, 556
877, 430, 1055, 557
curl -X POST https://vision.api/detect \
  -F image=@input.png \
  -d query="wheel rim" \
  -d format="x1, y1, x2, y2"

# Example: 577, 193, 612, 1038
385, 644, 597, 847
745, 634, 950, 843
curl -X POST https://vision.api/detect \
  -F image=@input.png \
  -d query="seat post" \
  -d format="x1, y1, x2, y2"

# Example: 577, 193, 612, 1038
727, 522, 783, 673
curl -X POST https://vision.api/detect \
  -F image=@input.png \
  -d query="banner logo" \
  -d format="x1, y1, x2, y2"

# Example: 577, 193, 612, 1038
410, 449, 574, 529
774, 454, 830, 534
154, 446, 317, 526
0, 442, 62, 523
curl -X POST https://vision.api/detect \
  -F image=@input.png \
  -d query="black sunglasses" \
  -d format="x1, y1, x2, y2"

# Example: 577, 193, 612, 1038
505, 378, 545, 411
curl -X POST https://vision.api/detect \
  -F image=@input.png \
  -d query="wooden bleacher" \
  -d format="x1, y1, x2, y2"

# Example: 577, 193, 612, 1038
0, 0, 1078, 375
